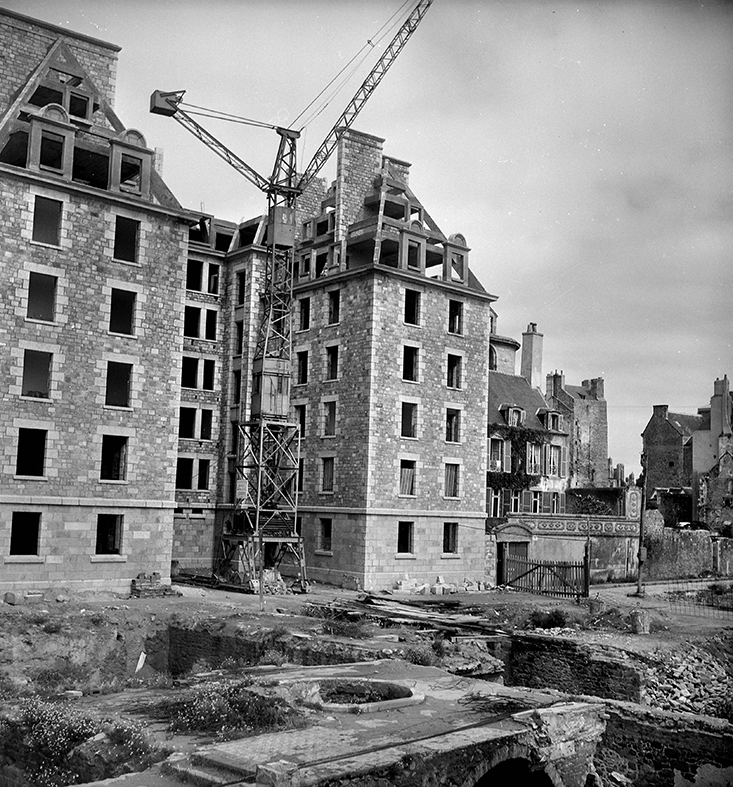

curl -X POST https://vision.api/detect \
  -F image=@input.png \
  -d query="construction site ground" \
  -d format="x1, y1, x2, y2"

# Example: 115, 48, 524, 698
1, 579, 731, 786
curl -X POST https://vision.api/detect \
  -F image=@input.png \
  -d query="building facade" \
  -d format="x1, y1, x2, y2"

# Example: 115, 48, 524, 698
0, 9, 194, 594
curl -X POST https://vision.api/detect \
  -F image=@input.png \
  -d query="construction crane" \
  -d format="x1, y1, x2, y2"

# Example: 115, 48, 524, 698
151, 0, 433, 599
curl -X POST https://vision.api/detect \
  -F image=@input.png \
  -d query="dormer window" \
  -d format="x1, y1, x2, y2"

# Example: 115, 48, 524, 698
27, 104, 75, 180
548, 412, 560, 431
109, 129, 152, 199
500, 405, 524, 427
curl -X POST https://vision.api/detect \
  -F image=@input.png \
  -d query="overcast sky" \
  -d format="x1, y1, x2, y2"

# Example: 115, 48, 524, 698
8, 0, 732, 476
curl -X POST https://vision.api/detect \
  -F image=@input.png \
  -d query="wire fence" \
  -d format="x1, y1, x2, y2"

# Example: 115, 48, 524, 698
659, 577, 733, 619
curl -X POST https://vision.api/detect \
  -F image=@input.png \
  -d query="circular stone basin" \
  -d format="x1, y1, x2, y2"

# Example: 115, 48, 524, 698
284, 678, 424, 714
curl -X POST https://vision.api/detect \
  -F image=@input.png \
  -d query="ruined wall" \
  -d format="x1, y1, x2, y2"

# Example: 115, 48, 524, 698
642, 417, 688, 490
642, 513, 732, 579
507, 634, 643, 702
595, 703, 733, 787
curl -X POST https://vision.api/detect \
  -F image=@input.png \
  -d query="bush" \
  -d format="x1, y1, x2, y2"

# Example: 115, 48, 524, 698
404, 643, 435, 666
166, 679, 303, 738
527, 609, 569, 629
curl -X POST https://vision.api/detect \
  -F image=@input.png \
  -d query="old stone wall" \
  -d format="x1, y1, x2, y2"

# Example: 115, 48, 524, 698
595, 702, 733, 787
507, 634, 643, 702
643, 417, 688, 490
642, 513, 733, 579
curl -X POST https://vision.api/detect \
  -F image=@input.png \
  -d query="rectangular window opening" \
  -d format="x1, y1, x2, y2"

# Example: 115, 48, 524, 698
324, 400, 336, 436
326, 346, 339, 380
200, 409, 213, 440
176, 457, 194, 489
328, 290, 340, 324
299, 297, 310, 331
446, 408, 461, 443
10, 512, 41, 555
205, 309, 217, 341
27, 272, 57, 321
183, 306, 201, 338
100, 435, 128, 480
113, 216, 139, 263
443, 522, 458, 554
96, 514, 122, 555
207, 263, 220, 293
397, 521, 414, 554
22, 349, 51, 398
236, 271, 246, 304
186, 259, 203, 291
295, 404, 306, 437
447, 354, 462, 389
109, 288, 136, 335
198, 459, 210, 490
32, 195, 62, 245
448, 300, 464, 335
318, 517, 332, 551
297, 351, 308, 385
181, 357, 198, 389
179, 407, 196, 438
400, 459, 416, 496
322, 457, 335, 492
105, 361, 132, 407
202, 359, 215, 390
444, 463, 460, 498
401, 402, 417, 438
404, 289, 420, 325
39, 132, 64, 171
16, 428, 46, 476
119, 154, 142, 192
402, 346, 419, 382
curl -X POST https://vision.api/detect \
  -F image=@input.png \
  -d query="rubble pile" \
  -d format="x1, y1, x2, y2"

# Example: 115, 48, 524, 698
641, 645, 732, 719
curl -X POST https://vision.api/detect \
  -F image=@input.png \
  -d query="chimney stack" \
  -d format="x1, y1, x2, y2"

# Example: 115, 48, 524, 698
653, 404, 669, 419
521, 323, 543, 390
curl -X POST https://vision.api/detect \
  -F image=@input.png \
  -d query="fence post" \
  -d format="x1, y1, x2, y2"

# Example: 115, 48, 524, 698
583, 542, 590, 597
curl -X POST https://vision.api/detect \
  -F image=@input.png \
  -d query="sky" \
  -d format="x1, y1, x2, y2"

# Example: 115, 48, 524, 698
6, 0, 732, 477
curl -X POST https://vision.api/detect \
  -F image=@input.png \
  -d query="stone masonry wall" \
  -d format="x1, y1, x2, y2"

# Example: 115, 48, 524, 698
507, 634, 643, 702
642, 513, 721, 579
0, 10, 119, 113
0, 169, 187, 594
335, 130, 384, 239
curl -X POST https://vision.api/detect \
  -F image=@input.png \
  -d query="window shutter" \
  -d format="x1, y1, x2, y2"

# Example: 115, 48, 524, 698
542, 445, 550, 476
503, 440, 511, 472
542, 491, 552, 513
522, 490, 532, 512
502, 488, 511, 515
561, 447, 568, 478
559, 493, 566, 514
525, 443, 531, 471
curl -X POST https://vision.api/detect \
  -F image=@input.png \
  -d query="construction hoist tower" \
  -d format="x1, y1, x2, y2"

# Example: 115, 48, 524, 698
151, 0, 433, 595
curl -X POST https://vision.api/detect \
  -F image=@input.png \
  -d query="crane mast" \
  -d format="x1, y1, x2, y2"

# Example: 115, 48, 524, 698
151, 0, 433, 595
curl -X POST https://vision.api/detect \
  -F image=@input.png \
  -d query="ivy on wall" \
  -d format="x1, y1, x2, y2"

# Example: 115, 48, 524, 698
486, 424, 551, 492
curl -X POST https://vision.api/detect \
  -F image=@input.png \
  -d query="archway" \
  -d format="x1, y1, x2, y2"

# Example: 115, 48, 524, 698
472, 758, 554, 787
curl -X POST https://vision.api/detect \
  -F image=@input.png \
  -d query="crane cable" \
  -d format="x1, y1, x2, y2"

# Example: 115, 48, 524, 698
177, 102, 277, 130
292, 0, 414, 131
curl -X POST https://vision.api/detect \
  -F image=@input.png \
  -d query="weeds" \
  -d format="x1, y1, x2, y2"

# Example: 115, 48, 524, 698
163, 678, 304, 739
526, 609, 569, 629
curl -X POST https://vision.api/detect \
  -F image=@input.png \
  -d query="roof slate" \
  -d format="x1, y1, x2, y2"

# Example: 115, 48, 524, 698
667, 412, 704, 437
488, 372, 549, 430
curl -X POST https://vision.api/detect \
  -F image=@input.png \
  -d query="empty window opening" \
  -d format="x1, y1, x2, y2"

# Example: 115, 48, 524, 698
29, 84, 63, 108
397, 521, 414, 554
204, 265, 220, 296
297, 351, 308, 384
322, 457, 335, 492
231, 421, 239, 456
295, 404, 306, 436
39, 132, 64, 171
22, 349, 51, 398
378, 239, 399, 268
234, 272, 245, 305
215, 230, 232, 252
181, 357, 198, 388
96, 514, 122, 555
233, 370, 241, 404
27, 272, 56, 321
326, 346, 339, 380
119, 154, 141, 192
401, 402, 417, 438
489, 346, 497, 370
299, 298, 310, 331
200, 409, 213, 440
443, 522, 458, 553
318, 517, 332, 551
184, 306, 201, 337
113, 216, 139, 262
176, 458, 194, 489
68, 92, 89, 119
71, 147, 108, 189
179, 407, 196, 438
447, 354, 462, 389
202, 359, 215, 390
446, 408, 461, 443
10, 512, 41, 555
16, 428, 46, 476
299, 252, 311, 278
189, 218, 210, 245
198, 459, 210, 490
448, 300, 464, 335
316, 216, 329, 236
445, 463, 460, 497
406, 239, 421, 270
186, 259, 203, 291
105, 361, 132, 407
231, 321, 243, 355
403, 346, 419, 382
100, 435, 128, 480
400, 459, 416, 496
324, 400, 336, 436
315, 252, 328, 278
205, 310, 217, 340
109, 288, 135, 335
32, 196, 62, 245
297, 458, 305, 492
404, 289, 420, 325
450, 252, 465, 281
328, 290, 340, 324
